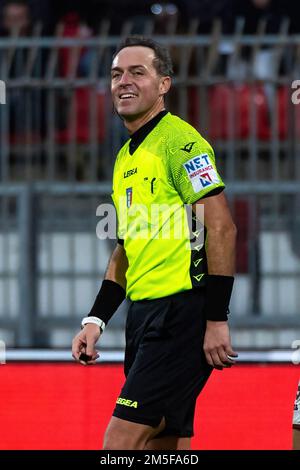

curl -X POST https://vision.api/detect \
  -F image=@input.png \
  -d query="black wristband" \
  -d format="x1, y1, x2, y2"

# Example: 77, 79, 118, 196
204, 275, 234, 321
88, 279, 126, 325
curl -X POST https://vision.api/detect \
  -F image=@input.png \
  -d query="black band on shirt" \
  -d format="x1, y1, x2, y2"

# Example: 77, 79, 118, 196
200, 186, 225, 199
88, 279, 126, 325
129, 110, 168, 155
204, 275, 234, 321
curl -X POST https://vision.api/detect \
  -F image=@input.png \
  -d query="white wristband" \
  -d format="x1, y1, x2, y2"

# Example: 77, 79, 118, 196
81, 316, 106, 332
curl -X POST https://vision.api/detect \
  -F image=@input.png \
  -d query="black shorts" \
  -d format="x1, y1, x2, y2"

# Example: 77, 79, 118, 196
112, 289, 213, 438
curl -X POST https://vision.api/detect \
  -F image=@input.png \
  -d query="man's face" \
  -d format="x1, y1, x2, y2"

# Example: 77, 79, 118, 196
252, 0, 271, 8
111, 46, 168, 121
3, 4, 30, 35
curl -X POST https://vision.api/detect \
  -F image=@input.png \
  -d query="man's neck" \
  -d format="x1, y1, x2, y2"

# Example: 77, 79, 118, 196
124, 101, 165, 135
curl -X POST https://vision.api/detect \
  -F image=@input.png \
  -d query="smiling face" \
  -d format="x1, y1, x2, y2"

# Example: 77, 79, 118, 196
111, 46, 171, 131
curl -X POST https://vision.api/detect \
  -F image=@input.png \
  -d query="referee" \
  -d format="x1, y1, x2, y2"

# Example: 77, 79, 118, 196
72, 36, 238, 450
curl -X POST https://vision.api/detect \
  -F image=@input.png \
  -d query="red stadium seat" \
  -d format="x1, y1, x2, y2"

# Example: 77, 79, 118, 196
208, 84, 270, 140
277, 85, 288, 140
188, 84, 271, 140
55, 13, 105, 144
55, 88, 106, 144
277, 85, 300, 140
58, 12, 91, 78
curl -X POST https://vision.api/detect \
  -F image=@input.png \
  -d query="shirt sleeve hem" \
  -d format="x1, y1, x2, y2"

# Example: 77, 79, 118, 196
187, 184, 225, 204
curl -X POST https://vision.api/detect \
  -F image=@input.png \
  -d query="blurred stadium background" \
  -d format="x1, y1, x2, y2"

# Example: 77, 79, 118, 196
0, 0, 300, 450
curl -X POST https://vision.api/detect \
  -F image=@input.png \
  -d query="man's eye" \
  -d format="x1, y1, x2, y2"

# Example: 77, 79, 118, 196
133, 71, 143, 75
112, 73, 121, 79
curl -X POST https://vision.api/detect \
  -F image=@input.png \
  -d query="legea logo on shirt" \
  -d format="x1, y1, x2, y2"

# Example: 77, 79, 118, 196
124, 167, 137, 178
183, 154, 220, 192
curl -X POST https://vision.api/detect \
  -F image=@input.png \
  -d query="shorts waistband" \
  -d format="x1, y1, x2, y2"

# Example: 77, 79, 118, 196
131, 287, 205, 304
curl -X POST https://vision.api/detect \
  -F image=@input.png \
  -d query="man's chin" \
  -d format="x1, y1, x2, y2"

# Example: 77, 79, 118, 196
117, 110, 141, 122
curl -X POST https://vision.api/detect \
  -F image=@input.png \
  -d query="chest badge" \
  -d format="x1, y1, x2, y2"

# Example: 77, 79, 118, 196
126, 187, 133, 208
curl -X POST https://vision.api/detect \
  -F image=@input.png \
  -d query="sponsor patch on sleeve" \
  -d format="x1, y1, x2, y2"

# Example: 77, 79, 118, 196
183, 153, 220, 192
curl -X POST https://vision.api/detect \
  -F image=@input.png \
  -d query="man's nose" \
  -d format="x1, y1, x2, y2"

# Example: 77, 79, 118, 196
119, 71, 132, 86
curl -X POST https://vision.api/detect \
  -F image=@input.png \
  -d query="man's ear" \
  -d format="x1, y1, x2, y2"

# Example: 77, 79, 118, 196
159, 76, 171, 96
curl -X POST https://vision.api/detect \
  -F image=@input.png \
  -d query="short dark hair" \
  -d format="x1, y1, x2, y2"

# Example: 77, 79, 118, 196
3, 0, 29, 8
114, 36, 173, 77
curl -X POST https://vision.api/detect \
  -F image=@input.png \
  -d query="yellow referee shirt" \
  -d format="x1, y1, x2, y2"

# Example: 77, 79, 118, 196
112, 111, 225, 301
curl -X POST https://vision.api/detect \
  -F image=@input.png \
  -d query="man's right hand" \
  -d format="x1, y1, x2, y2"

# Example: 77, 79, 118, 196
72, 323, 101, 365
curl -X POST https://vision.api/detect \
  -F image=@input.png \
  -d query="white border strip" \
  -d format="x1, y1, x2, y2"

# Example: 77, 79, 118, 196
4, 349, 297, 363
6, 350, 124, 362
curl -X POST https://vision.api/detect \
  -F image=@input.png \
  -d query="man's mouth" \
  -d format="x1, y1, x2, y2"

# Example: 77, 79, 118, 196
119, 93, 137, 100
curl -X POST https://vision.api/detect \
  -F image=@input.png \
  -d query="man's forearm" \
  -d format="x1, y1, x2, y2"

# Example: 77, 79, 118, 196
203, 224, 236, 322
205, 224, 237, 276
82, 244, 128, 328
105, 243, 128, 289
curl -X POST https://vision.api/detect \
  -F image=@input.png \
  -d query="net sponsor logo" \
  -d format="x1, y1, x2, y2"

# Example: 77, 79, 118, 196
183, 154, 220, 192
183, 154, 211, 174
188, 164, 214, 179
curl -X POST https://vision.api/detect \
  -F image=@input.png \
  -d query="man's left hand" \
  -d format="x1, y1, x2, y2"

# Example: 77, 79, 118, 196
203, 321, 238, 370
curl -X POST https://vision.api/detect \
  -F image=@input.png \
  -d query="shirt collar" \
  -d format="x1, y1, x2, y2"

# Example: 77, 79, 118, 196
129, 110, 168, 155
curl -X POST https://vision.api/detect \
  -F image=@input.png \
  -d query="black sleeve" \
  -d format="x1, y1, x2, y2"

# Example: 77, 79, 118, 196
200, 186, 225, 199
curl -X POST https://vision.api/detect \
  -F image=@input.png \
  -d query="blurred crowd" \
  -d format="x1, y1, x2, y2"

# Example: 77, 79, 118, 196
0, 0, 299, 37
